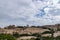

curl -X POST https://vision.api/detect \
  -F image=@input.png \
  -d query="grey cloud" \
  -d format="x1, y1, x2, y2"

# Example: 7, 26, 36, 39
49, 9, 60, 16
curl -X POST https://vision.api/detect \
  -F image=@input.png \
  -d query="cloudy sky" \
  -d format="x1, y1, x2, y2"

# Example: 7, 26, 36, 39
0, 0, 60, 27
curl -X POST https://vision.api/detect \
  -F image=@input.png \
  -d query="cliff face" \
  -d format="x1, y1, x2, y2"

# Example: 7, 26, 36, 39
0, 24, 60, 35
0, 28, 50, 34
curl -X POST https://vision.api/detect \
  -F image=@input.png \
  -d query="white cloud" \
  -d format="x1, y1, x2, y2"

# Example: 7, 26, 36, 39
0, 0, 60, 27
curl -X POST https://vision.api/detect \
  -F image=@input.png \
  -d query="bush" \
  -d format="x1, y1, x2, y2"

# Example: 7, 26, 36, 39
0, 34, 16, 40
13, 32, 20, 38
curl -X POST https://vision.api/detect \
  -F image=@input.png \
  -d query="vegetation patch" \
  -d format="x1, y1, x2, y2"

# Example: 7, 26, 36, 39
0, 34, 16, 40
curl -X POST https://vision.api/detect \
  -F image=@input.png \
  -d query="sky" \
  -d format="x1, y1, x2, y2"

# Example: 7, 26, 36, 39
0, 0, 60, 27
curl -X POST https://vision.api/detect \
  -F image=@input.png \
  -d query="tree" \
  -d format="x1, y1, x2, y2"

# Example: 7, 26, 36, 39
4, 25, 16, 29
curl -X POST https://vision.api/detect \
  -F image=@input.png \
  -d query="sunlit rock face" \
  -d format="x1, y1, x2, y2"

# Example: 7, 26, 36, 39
0, 0, 60, 27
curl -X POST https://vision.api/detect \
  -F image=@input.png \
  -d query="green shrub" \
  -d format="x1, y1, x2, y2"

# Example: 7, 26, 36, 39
0, 34, 16, 40
13, 32, 20, 38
